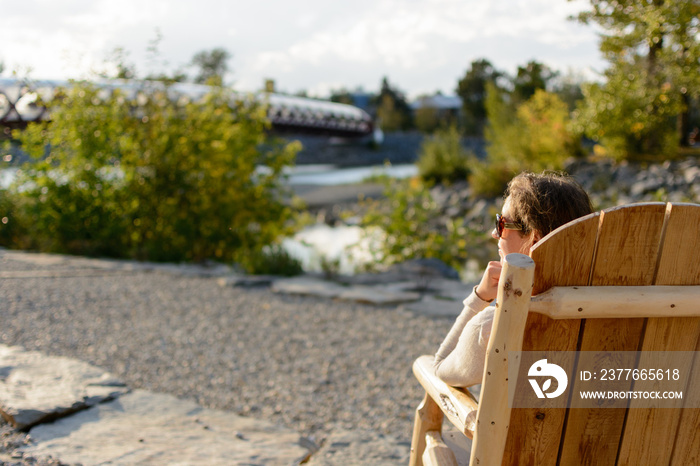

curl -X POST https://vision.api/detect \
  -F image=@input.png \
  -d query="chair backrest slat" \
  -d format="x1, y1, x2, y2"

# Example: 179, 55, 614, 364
618, 203, 700, 465
497, 202, 700, 466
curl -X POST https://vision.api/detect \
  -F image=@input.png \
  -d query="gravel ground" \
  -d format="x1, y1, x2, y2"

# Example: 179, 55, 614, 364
0, 250, 456, 463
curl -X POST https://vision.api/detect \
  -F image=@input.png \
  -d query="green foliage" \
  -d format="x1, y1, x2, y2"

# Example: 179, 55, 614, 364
471, 84, 581, 197
360, 177, 479, 272
413, 94, 458, 134
413, 103, 440, 134
244, 243, 303, 276
573, 62, 681, 160
6, 81, 300, 267
416, 126, 474, 184
0, 187, 31, 249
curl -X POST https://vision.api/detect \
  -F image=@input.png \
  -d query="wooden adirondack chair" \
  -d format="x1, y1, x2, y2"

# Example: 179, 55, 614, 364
409, 202, 700, 466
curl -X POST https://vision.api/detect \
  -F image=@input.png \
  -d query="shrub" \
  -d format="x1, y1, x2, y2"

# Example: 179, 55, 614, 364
417, 126, 474, 185
0, 187, 31, 249
573, 66, 680, 161
360, 177, 481, 272
7, 81, 301, 266
243, 243, 303, 276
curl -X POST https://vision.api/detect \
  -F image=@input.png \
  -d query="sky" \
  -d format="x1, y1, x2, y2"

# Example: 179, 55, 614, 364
1, 0, 606, 100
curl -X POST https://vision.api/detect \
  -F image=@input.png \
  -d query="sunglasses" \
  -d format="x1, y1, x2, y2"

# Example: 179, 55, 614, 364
496, 213, 523, 238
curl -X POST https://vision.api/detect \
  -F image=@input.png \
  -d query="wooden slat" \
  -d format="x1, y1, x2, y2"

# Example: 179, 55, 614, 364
528, 286, 700, 319
558, 203, 667, 466
618, 203, 700, 465
670, 335, 700, 466
589, 203, 667, 285
530, 212, 601, 295
502, 213, 599, 466
410, 392, 447, 466
422, 431, 458, 466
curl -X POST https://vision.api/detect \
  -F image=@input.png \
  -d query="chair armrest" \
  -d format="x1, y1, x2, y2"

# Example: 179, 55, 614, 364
413, 355, 479, 438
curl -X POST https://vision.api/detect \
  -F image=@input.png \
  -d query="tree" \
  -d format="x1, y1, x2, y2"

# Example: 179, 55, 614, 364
456, 59, 505, 135
372, 77, 412, 132
191, 48, 231, 86
574, 0, 699, 154
512, 60, 559, 104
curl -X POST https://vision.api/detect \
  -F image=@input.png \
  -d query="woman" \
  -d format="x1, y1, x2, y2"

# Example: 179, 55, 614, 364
433, 171, 593, 387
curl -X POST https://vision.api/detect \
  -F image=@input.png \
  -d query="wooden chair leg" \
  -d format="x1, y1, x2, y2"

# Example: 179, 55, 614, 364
410, 392, 445, 466
423, 430, 459, 466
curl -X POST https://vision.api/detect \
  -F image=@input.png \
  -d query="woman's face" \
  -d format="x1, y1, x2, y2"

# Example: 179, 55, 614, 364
492, 197, 535, 261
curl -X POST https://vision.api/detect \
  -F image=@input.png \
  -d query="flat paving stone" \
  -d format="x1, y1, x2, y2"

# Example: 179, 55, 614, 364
400, 295, 465, 318
0, 345, 129, 430
337, 286, 421, 305
21, 390, 312, 466
271, 277, 347, 298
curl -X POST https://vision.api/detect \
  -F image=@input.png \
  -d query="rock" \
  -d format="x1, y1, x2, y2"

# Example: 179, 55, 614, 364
465, 199, 490, 223
271, 276, 347, 299
21, 390, 312, 465
683, 166, 700, 185
0, 345, 129, 430
630, 177, 664, 197
400, 295, 464, 318
217, 274, 277, 288
337, 286, 421, 305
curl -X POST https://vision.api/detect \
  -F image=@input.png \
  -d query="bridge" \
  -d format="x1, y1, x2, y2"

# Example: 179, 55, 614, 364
0, 78, 377, 140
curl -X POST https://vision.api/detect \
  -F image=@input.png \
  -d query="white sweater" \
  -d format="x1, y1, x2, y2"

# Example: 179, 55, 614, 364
433, 290, 494, 387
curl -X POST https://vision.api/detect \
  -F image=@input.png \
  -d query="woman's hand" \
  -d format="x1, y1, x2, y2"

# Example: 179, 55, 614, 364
474, 261, 502, 302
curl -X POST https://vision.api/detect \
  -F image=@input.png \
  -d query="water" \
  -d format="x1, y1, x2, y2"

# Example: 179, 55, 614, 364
285, 163, 417, 185
281, 223, 385, 275
1, 164, 418, 189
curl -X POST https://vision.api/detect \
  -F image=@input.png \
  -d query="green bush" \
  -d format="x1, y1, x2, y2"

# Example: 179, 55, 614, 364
6, 82, 301, 267
244, 243, 303, 276
360, 177, 481, 272
573, 64, 680, 161
416, 126, 474, 185
0, 187, 31, 249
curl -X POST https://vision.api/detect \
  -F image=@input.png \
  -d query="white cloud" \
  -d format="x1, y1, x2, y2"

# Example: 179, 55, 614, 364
0, 0, 603, 96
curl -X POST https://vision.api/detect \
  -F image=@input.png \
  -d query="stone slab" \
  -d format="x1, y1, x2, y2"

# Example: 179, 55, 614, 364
337, 286, 421, 305
21, 390, 312, 465
217, 274, 278, 288
399, 295, 465, 318
271, 277, 347, 299
0, 345, 129, 430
